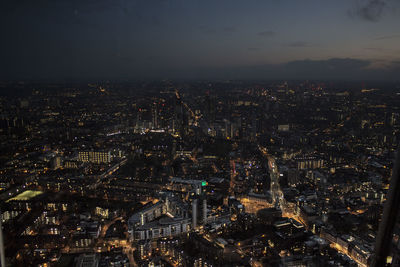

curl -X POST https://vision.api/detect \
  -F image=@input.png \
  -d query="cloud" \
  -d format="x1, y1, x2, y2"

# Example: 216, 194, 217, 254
198, 25, 216, 34
350, 0, 387, 22
374, 34, 400, 40
279, 58, 400, 80
286, 41, 310, 48
247, 47, 260, 51
223, 26, 237, 33
258, 31, 276, 37
198, 58, 400, 81
364, 47, 384, 51
283, 58, 370, 77
3, 55, 400, 81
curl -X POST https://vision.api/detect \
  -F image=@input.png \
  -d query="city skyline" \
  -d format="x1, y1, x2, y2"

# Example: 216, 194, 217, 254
1, 81, 399, 266
1, 1, 400, 266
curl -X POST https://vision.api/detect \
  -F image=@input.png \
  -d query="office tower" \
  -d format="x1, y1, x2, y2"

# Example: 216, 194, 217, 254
192, 199, 198, 229
152, 102, 158, 129
51, 156, 62, 170
203, 198, 207, 224
0, 210, 5, 267
78, 151, 111, 164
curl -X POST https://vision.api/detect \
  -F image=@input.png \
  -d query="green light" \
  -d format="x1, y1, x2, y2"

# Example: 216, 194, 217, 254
201, 181, 207, 186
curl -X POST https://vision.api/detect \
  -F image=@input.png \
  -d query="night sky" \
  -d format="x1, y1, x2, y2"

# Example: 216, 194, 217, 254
1, 0, 400, 81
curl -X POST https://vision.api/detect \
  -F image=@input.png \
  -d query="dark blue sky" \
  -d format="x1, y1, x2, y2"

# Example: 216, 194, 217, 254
1, 0, 400, 80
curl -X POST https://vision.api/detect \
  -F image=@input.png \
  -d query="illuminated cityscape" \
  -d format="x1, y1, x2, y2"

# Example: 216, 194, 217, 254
1, 1, 400, 266
0, 81, 399, 266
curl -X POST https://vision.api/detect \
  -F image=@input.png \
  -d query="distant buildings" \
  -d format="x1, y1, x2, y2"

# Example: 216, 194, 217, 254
295, 156, 324, 170
75, 254, 99, 267
1, 81, 399, 266
78, 151, 111, 164
51, 156, 62, 170
128, 196, 192, 241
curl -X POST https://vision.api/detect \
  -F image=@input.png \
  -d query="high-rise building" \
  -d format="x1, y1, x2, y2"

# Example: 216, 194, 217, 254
51, 156, 62, 170
152, 102, 158, 129
78, 151, 111, 164
0, 210, 5, 267
75, 254, 99, 267
202, 198, 207, 224
192, 199, 198, 229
